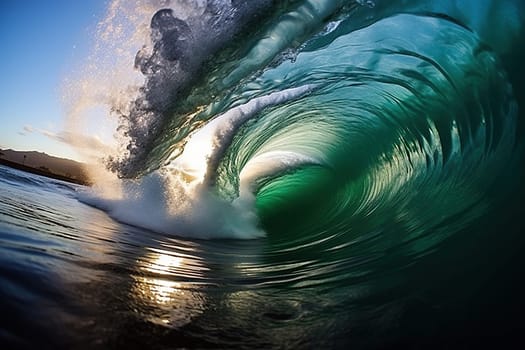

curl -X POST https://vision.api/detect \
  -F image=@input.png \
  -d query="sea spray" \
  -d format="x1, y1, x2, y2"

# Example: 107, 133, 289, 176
77, 85, 316, 238
78, 171, 265, 239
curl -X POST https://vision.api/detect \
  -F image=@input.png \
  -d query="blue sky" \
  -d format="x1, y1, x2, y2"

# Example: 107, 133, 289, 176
0, 1, 107, 160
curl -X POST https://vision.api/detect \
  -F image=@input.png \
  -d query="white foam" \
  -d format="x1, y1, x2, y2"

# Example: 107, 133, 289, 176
169, 84, 315, 186
239, 151, 322, 195
231, 150, 323, 211
78, 85, 316, 239
78, 171, 265, 239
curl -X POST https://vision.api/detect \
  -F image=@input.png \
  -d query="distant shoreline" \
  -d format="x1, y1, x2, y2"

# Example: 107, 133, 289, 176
0, 158, 91, 186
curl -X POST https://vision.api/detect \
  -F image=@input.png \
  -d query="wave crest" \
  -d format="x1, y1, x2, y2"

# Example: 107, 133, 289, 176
77, 2, 522, 248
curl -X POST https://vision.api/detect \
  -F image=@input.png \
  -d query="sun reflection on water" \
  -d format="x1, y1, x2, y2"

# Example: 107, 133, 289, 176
142, 252, 183, 275
134, 276, 183, 305
130, 249, 206, 328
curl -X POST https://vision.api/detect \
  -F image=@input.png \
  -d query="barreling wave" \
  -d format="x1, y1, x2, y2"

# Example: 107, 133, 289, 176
81, 0, 523, 259
209, 11, 519, 251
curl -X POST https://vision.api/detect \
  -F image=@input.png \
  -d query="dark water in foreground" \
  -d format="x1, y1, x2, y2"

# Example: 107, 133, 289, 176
0, 164, 524, 349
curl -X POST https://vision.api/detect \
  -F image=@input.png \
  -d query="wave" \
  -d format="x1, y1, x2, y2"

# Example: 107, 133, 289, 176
77, 0, 523, 256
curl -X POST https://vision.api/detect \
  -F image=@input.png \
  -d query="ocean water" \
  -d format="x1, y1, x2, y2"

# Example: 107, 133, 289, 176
2, 0, 525, 348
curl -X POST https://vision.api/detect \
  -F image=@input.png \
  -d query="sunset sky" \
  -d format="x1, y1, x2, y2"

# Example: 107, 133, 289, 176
0, 1, 107, 161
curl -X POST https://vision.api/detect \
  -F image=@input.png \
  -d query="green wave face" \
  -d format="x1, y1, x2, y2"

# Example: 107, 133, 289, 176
105, 0, 524, 287
219, 13, 517, 250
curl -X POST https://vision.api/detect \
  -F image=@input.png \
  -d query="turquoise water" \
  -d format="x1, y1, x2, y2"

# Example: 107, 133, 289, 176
2, 0, 525, 348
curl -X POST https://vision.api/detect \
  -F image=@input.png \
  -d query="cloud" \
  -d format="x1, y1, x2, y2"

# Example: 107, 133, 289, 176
40, 130, 115, 156
17, 125, 35, 136
23, 125, 34, 133
18, 125, 116, 160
